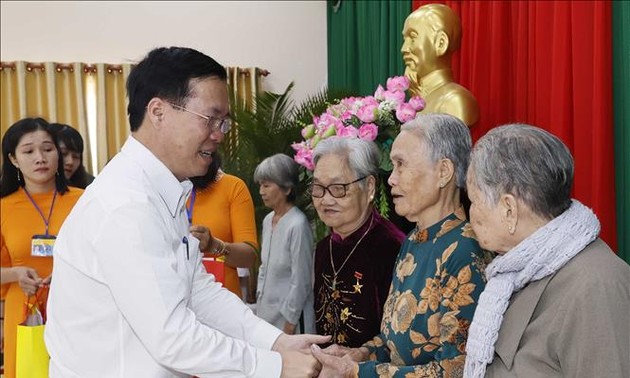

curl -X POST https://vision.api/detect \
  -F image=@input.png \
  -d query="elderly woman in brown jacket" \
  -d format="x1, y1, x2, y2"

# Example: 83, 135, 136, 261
463, 124, 630, 378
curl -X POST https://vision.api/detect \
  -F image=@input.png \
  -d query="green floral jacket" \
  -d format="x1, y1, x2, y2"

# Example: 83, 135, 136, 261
359, 209, 488, 378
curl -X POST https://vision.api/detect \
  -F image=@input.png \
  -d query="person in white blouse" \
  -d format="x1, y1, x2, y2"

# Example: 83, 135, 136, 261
254, 154, 316, 335
45, 46, 328, 378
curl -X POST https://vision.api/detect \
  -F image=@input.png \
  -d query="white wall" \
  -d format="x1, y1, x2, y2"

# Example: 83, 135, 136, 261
0, 0, 328, 104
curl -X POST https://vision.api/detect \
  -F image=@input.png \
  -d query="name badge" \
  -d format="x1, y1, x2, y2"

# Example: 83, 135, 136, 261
31, 234, 56, 257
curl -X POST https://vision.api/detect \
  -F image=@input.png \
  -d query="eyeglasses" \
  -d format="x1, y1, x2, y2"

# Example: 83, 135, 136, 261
309, 176, 367, 198
168, 102, 231, 134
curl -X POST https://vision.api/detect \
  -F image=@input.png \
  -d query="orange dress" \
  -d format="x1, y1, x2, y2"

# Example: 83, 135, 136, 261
188, 173, 258, 297
1, 187, 83, 378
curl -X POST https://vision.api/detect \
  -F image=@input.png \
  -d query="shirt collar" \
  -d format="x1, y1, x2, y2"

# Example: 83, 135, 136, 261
121, 136, 192, 218
409, 206, 467, 243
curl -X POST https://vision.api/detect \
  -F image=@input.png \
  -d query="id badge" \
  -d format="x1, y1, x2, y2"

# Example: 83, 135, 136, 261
31, 234, 56, 257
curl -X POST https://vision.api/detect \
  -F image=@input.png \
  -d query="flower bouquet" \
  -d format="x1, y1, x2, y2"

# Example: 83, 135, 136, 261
291, 75, 425, 218
291, 76, 425, 171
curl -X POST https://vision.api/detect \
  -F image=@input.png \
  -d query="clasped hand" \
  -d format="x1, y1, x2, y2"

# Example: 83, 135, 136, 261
310, 344, 366, 378
273, 335, 366, 378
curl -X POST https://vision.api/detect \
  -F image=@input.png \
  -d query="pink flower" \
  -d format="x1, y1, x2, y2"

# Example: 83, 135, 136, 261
362, 96, 379, 106
383, 90, 406, 107
337, 126, 359, 138
356, 104, 378, 123
317, 113, 343, 132
340, 110, 354, 122
294, 148, 314, 170
341, 97, 359, 108
409, 96, 426, 111
291, 142, 305, 152
396, 103, 417, 123
358, 123, 378, 141
327, 103, 349, 118
386, 76, 410, 92
373, 85, 385, 100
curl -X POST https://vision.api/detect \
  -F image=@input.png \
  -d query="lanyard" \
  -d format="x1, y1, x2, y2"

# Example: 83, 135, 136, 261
186, 188, 196, 225
23, 188, 57, 236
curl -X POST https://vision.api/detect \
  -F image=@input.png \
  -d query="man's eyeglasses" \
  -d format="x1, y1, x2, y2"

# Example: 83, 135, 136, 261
168, 102, 231, 134
309, 176, 367, 198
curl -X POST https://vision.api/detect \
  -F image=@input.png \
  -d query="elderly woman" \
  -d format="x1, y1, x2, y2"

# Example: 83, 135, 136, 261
463, 124, 630, 378
312, 114, 487, 377
311, 137, 405, 348
253, 153, 315, 334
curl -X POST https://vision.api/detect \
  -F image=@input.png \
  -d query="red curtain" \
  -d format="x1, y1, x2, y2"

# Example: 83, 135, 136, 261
413, 0, 617, 250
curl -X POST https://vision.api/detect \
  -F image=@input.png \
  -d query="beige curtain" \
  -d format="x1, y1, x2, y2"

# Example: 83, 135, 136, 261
0, 61, 131, 175
91, 63, 131, 172
0, 61, 88, 166
225, 67, 266, 156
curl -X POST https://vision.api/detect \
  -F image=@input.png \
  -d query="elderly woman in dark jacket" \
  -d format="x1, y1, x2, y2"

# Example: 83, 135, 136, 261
310, 137, 405, 349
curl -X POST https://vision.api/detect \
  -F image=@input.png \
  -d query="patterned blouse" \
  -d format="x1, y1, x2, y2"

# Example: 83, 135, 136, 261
358, 208, 488, 377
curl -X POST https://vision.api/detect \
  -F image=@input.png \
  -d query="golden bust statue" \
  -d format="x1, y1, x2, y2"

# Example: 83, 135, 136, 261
402, 4, 479, 127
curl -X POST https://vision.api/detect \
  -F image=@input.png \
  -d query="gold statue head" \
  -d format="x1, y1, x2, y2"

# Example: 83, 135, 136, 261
401, 4, 462, 78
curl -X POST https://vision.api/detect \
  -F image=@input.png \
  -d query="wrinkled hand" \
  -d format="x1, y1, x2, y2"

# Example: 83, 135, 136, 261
311, 344, 358, 378
322, 345, 369, 363
189, 225, 211, 252
16, 267, 43, 296
279, 350, 321, 378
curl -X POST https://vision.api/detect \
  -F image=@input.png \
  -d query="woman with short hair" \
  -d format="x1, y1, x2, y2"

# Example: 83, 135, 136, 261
463, 124, 630, 378
311, 136, 405, 348
254, 153, 315, 334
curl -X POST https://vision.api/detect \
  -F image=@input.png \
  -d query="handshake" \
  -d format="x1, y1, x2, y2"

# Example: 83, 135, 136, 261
273, 334, 370, 378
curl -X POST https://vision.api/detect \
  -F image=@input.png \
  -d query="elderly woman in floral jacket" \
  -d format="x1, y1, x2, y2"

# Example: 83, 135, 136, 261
312, 113, 488, 377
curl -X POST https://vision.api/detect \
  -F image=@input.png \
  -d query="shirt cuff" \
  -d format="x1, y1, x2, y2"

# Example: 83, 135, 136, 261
251, 349, 282, 378
247, 317, 284, 350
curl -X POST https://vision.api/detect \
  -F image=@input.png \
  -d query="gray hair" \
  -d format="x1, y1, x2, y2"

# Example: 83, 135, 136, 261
312, 136, 380, 189
254, 153, 299, 202
468, 124, 573, 219
401, 113, 472, 188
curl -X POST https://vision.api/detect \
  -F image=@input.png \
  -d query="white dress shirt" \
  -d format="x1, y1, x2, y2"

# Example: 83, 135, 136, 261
45, 136, 283, 377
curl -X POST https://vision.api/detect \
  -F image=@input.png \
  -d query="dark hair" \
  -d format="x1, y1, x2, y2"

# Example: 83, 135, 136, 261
126, 46, 228, 131
189, 152, 222, 190
49, 123, 93, 189
1, 117, 68, 197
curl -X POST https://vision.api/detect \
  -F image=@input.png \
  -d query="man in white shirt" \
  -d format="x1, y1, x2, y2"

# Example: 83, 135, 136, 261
45, 46, 328, 378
